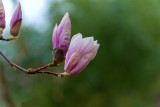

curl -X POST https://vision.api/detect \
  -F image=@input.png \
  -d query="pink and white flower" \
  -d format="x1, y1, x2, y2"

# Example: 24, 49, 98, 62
10, 3, 22, 37
52, 12, 71, 63
64, 33, 99, 76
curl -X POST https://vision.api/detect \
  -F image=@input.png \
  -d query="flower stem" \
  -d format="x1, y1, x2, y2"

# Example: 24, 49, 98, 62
0, 51, 70, 77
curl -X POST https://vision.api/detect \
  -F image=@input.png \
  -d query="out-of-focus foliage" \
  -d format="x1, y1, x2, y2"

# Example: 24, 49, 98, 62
1, 0, 160, 107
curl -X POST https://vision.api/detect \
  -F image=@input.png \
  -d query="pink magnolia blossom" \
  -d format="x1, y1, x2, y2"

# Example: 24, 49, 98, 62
10, 3, 22, 37
52, 12, 71, 63
0, 0, 5, 29
64, 33, 99, 76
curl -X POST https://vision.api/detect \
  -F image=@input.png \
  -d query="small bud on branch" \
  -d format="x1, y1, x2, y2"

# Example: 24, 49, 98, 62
10, 3, 22, 37
0, 0, 5, 31
52, 13, 71, 64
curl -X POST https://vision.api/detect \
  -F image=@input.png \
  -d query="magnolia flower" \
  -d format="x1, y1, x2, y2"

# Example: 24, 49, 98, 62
64, 33, 99, 77
52, 12, 71, 63
10, 3, 22, 37
0, 0, 5, 30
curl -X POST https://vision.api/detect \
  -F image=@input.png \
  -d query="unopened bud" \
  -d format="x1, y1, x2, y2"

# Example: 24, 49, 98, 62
52, 13, 71, 63
10, 3, 22, 37
53, 47, 65, 64
0, 0, 5, 30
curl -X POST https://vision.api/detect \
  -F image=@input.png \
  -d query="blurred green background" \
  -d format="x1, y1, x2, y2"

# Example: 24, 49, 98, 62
1, 0, 160, 107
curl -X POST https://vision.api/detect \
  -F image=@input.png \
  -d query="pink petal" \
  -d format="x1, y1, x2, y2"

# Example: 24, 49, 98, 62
59, 13, 71, 55
0, 0, 5, 28
90, 41, 100, 60
78, 37, 94, 56
52, 24, 58, 49
52, 12, 71, 56
70, 52, 93, 76
69, 43, 99, 76
10, 3, 22, 28
64, 34, 100, 76
65, 52, 80, 73
57, 12, 69, 40
65, 33, 82, 63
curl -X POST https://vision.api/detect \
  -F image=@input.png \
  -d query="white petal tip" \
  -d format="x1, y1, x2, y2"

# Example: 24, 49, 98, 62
65, 12, 69, 16
18, 3, 21, 7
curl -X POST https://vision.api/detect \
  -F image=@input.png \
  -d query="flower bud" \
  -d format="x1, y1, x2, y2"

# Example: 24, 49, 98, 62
10, 3, 22, 37
64, 33, 100, 77
52, 12, 71, 63
0, 0, 5, 30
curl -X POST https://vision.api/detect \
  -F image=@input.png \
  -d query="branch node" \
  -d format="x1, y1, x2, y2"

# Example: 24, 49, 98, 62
12, 66, 16, 71
48, 63, 52, 67
26, 68, 32, 73
58, 75, 61, 78
63, 72, 71, 77
10, 36, 18, 40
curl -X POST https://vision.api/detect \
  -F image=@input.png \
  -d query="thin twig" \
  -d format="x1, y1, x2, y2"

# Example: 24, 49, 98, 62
0, 36, 17, 41
32, 62, 57, 72
0, 51, 70, 77
0, 51, 26, 72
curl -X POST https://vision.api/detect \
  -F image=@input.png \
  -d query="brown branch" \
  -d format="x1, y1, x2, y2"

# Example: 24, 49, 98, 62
0, 51, 70, 77
0, 28, 17, 41
0, 36, 17, 41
